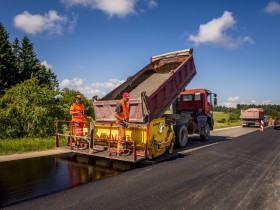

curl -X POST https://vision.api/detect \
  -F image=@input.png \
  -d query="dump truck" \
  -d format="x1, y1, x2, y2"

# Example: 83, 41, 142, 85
56, 48, 217, 162
240, 108, 264, 127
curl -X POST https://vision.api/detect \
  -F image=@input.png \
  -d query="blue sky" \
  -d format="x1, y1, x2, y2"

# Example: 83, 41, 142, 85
1, 0, 280, 107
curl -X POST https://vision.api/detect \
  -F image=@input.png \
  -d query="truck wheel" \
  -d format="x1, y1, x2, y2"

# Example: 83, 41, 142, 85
175, 125, 188, 148
200, 123, 210, 141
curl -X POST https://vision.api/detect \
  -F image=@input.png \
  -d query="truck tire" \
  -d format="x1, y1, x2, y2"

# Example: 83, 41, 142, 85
175, 125, 188, 148
200, 123, 210, 141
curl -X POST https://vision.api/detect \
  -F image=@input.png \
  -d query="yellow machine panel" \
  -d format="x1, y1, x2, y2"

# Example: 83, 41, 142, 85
93, 123, 147, 150
147, 118, 175, 159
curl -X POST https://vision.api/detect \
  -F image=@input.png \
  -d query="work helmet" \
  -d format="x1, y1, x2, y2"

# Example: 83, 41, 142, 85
75, 95, 82, 99
123, 92, 130, 99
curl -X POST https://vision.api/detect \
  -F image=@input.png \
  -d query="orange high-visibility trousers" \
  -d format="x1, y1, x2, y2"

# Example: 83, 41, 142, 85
116, 124, 126, 154
70, 121, 84, 136
69, 121, 84, 145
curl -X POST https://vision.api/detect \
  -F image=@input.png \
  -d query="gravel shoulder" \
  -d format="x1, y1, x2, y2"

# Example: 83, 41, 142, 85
0, 149, 69, 162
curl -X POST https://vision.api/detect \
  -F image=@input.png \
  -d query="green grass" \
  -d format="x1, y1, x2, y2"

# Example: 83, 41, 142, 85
213, 111, 241, 129
213, 111, 229, 120
0, 137, 68, 156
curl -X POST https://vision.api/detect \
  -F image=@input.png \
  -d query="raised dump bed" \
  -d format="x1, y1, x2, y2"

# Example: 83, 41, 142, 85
241, 108, 264, 119
94, 48, 197, 123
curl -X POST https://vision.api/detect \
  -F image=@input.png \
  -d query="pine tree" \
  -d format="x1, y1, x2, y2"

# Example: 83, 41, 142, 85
11, 37, 21, 74
0, 22, 18, 95
18, 36, 40, 81
37, 63, 59, 89
18, 36, 58, 89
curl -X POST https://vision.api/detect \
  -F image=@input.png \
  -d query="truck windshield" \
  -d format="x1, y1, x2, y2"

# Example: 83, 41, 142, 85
182, 94, 192, 101
194, 92, 201, 101
207, 94, 212, 104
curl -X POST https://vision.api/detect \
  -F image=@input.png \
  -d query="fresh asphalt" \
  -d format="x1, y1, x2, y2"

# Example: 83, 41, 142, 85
5, 126, 280, 210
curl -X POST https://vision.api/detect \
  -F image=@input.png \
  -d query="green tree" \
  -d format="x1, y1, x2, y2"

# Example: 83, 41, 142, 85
11, 37, 21, 70
18, 36, 40, 81
18, 36, 58, 89
270, 110, 279, 119
37, 64, 59, 89
0, 77, 62, 138
229, 112, 240, 122
0, 22, 18, 95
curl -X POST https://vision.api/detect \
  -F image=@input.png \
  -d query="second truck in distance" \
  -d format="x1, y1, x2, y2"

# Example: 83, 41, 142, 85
240, 108, 264, 127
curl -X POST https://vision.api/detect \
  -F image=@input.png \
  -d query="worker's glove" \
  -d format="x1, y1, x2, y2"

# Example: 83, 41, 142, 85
121, 118, 127, 123
121, 124, 128, 128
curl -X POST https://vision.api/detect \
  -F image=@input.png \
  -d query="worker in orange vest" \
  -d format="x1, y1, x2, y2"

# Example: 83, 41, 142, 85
114, 92, 130, 155
70, 95, 85, 148
269, 117, 273, 125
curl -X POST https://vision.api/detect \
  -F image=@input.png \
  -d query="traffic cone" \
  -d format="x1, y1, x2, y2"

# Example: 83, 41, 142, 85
260, 120, 264, 131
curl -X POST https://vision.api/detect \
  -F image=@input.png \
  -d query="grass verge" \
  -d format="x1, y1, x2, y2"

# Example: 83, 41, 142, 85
0, 137, 67, 156
213, 111, 241, 129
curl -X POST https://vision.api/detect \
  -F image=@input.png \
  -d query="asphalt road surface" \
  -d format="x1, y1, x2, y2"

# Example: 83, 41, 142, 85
5, 126, 280, 210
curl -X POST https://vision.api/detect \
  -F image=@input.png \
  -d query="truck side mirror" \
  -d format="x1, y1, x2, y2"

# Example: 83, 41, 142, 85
214, 97, 217, 106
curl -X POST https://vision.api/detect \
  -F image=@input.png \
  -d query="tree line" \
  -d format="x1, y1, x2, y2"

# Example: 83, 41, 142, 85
0, 22, 94, 139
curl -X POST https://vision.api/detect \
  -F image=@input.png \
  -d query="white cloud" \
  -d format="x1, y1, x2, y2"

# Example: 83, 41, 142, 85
13, 10, 77, 35
59, 77, 125, 99
264, 1, 280, 14
147, 0, 157, 8
60, 77, 84, 87
219, 96, 240, 107
41, 60, 53, 69
208, 96, 275, 107
227, 96, 239, 102
189, 11, 254, 49
68, 13, 79, 32
250, 100, 257, 104
61, 0, 136, 17
60, 0, 157, 17
263, 100, 272, 105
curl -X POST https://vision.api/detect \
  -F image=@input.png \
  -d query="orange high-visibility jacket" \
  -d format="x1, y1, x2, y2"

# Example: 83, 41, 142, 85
70, 103, 85, 122
115, 99, 129, 123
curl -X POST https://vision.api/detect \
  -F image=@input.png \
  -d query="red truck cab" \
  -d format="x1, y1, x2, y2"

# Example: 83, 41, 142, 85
177, 88, 217, 116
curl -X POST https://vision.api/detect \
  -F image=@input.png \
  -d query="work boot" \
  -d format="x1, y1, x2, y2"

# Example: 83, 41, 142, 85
75, 140, 81, 149
123, 149, 132, 156
116, 144, 124, 156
